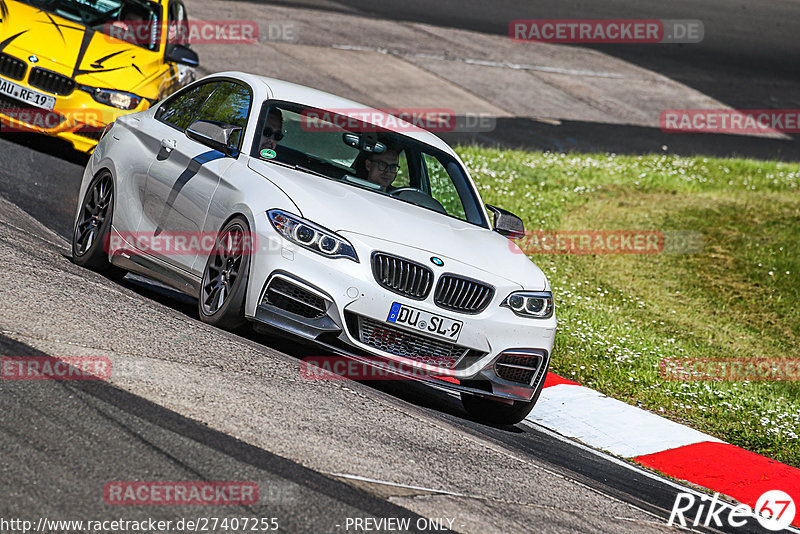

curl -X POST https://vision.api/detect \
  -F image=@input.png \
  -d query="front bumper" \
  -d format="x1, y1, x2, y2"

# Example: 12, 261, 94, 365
245, 221, 556, 402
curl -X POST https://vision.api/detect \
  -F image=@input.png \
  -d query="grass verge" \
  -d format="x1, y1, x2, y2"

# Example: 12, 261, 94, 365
457, 147, 800, 467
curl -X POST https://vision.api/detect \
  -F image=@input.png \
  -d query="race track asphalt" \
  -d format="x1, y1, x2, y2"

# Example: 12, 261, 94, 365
0, 132, 771, 533
1, 1, 792, 531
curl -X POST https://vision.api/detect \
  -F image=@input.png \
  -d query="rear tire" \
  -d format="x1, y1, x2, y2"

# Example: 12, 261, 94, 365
72, 171, 125, 279
198, 216, 251, 330
460, 372, 546, 425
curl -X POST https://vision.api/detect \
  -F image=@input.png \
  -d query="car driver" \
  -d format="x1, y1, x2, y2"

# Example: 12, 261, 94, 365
364, 150, 401, 191
259, 108, 284, 153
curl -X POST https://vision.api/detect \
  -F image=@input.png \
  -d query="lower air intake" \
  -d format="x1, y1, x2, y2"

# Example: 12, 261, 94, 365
263, 278, 327, 319
356, 315, 469, 369
495, 353, 543, 385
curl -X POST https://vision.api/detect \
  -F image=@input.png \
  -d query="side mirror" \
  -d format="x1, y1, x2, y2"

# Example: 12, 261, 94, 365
166, 44, 199, 67
486, 204, 525, 239
186, 120, 242, 157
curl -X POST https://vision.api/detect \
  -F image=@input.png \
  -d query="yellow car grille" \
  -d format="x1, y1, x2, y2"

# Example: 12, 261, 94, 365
0, 52, 27, 81
29, 67, 75, 96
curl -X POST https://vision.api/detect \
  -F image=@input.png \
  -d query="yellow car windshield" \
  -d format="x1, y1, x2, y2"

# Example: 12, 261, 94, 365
15, 0, 162, 51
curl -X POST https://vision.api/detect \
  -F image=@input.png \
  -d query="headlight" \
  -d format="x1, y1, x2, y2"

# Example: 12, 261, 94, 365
79, 86, 143, 110
502, 291, 553, 318
268, 209, 358, 262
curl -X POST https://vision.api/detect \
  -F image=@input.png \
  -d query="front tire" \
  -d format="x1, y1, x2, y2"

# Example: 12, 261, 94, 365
460, 373, 546, 425
72, 171, 123, 278
198, 216, 251, 329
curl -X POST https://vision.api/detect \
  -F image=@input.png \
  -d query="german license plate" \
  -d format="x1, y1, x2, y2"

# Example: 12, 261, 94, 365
0, 78, 56, 110
387, 302, 463, 342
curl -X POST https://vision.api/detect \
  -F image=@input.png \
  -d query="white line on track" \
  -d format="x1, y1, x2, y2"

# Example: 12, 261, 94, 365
328, 473, 465, 497
330, 44, 627, 78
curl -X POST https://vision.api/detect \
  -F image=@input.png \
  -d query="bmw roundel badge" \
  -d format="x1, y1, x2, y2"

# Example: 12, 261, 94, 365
29, 55, 39, 64
430, 256, 444, 267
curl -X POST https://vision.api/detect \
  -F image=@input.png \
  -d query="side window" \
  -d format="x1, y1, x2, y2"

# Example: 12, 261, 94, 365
424, 153, 466, 220
156, 82, 217, 130
167, 0, 189, 46
194, 81, 252, 147
390, 150, 410, 188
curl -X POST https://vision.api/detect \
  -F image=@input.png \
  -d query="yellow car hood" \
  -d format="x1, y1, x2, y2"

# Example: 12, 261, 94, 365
0, 0, 163, 95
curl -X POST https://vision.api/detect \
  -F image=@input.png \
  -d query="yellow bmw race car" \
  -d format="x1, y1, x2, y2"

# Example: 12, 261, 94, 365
0, 0, 198, 152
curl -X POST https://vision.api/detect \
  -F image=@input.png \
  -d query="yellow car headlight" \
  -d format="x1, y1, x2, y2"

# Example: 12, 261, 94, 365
79, 85, 143, 110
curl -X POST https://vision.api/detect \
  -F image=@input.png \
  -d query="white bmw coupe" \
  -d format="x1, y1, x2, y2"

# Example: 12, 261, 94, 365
72, 72, 556, 424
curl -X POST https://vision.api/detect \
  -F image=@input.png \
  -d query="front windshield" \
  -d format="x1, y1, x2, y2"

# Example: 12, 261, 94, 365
16, 0, 162, 51
251, 102, 488, 227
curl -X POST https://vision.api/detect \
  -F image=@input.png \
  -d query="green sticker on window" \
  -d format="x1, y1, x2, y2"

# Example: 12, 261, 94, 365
260, 148, 277, 159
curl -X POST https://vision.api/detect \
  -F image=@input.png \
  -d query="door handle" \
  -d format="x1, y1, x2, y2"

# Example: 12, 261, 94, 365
160, 138, 177, 152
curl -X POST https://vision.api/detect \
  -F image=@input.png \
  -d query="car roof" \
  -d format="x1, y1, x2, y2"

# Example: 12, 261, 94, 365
209, 71, 456, 155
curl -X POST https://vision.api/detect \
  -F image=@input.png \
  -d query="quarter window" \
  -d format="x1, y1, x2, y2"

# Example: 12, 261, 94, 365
391, 151, 411, 188
424, 154, 467, 220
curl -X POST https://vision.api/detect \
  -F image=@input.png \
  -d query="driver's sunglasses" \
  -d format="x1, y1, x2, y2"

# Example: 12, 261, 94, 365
263, 127, 284, 141
370, 160, 400, 173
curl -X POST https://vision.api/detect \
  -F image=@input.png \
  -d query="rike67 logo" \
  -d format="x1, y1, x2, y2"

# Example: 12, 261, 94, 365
755, 491, 797, 531
668, 490, 796, 531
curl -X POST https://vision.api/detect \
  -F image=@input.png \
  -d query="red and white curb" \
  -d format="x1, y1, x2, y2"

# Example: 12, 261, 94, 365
526, 373, 800, 528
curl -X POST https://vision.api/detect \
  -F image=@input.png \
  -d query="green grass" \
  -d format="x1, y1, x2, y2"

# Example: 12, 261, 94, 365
457, 147, 800, 467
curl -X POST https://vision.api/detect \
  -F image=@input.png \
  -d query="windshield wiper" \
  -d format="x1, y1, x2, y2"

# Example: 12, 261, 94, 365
293, 164, 331, 179
264, 159, 333, 180
60, 0, 91, 26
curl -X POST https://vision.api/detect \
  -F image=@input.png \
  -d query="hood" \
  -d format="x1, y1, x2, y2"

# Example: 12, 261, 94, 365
248, 159, 547, 289
0, 0, 161, 94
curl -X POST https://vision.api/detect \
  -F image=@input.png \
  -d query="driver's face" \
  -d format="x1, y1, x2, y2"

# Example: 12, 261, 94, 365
260, 115, 282, 150
112, 13, 147, 45
365, 151, 400, 190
